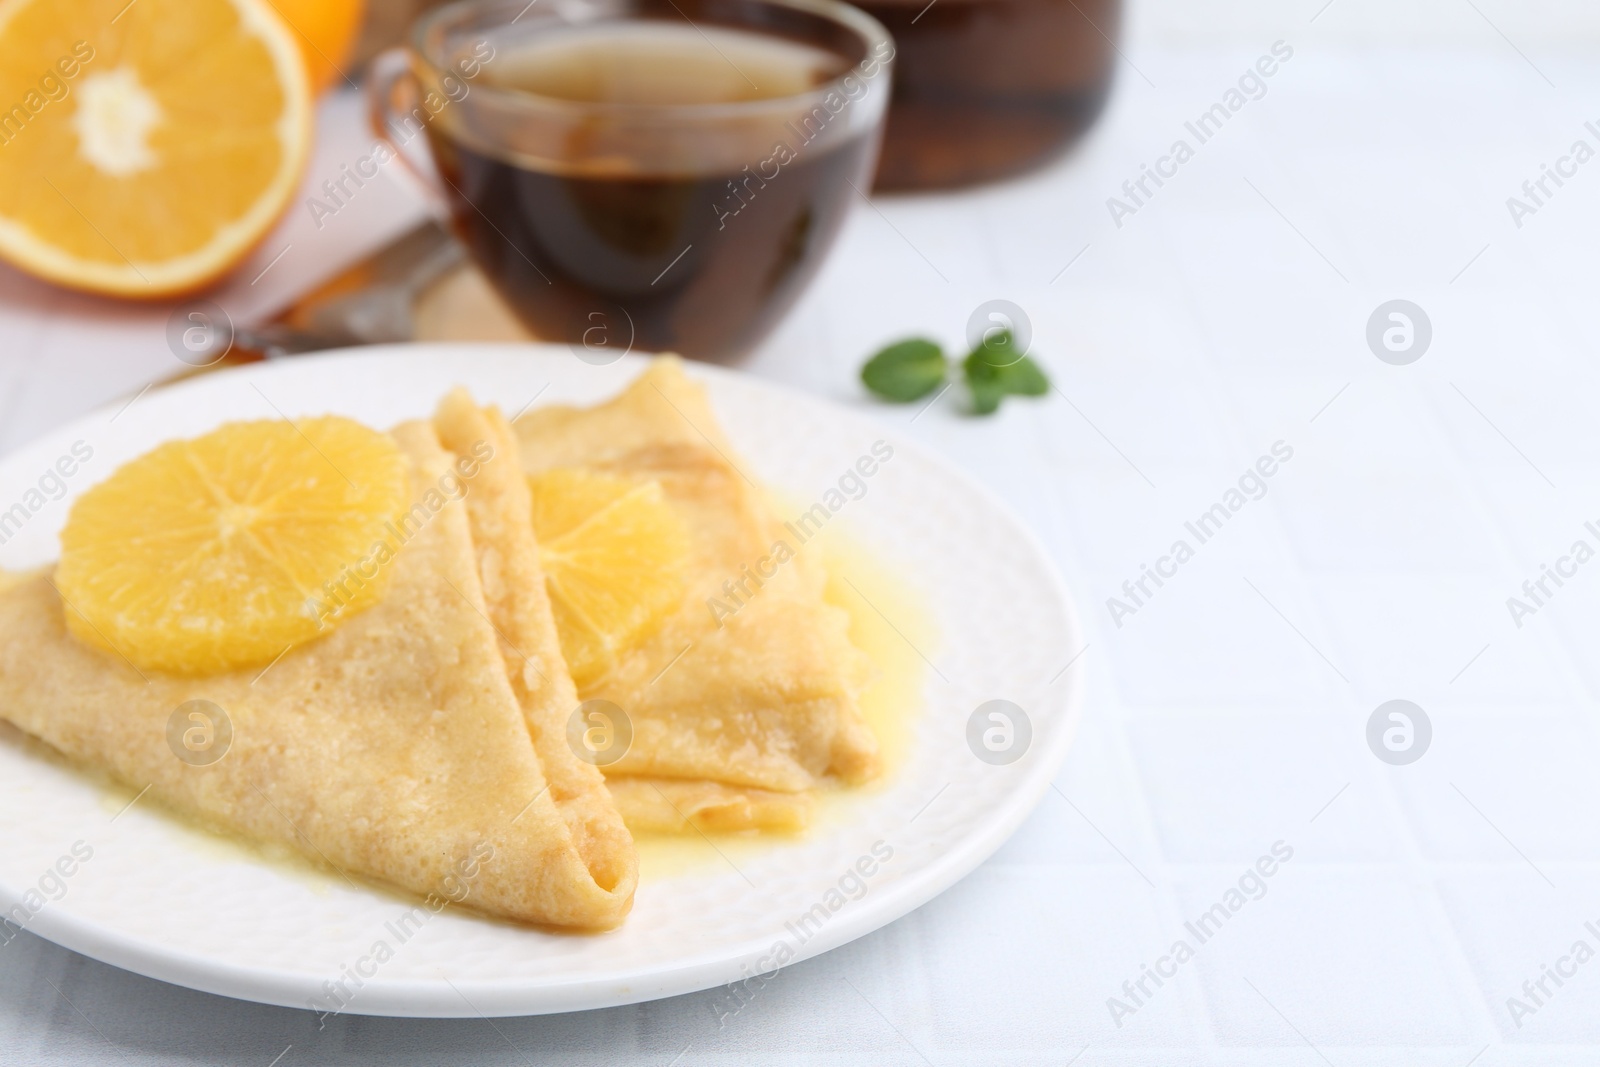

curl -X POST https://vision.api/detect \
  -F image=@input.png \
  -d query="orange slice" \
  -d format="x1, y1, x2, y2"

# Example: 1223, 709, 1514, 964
529, 469, 689, 687
56, 418, 411, 675
0, 0, 313, 296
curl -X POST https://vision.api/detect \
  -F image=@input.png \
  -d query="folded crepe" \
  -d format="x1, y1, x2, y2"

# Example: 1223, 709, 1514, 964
514, 359, 879, 832
431, 390, 637, 895
0, 413, 636, 929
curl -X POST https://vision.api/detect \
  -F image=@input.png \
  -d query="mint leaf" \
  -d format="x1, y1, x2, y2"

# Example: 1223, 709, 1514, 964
861, 339, 946, 402
962, 331, 1050, 413
964, 346, 1003, 412
969, 372, 1005, 414
1002, 356, 1050, 396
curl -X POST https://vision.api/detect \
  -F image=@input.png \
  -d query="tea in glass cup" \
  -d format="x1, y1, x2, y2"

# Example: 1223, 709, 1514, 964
370, 0, 893, 363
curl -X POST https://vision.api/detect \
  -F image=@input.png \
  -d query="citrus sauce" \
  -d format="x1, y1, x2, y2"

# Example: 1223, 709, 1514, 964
632, 524, 931, 880
65, 530, 931, 889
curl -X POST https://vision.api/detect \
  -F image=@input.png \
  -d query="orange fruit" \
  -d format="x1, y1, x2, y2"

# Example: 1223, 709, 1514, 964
0, 0, 313, 297
265, 0, 365, 94
529, 469, 689, 687
57, 418, 411, 675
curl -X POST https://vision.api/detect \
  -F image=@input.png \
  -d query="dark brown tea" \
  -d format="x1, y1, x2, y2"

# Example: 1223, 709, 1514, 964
859, 0, 1119, 190
426, 22, 878, 363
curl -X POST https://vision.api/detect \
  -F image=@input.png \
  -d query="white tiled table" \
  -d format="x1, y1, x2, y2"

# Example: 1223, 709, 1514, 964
5, 24, 1600, 1066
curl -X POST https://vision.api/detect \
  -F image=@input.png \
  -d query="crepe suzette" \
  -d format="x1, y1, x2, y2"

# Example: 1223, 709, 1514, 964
0, 399, 636, 929
515, 359, 879, 833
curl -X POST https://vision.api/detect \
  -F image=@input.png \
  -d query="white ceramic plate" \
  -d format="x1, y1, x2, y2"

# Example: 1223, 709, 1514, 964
0, 345, 1082, 1017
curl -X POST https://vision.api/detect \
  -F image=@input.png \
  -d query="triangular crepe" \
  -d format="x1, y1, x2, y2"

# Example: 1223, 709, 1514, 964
431, 389, 636, 895
0, 418, 636, 929
514, 359, 879, 832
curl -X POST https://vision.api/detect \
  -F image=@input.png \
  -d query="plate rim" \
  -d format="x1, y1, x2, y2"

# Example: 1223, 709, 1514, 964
0, 343, 1085, 1017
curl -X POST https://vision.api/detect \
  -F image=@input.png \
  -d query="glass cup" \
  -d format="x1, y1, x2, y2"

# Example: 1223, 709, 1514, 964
368, 0, 893, 363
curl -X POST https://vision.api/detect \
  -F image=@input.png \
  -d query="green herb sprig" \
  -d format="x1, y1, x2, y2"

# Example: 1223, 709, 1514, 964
860, 331, 1049, 415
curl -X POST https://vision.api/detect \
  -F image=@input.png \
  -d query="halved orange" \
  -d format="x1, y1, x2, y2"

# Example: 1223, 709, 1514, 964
0, 0, 313, 297
266, 0, 365, 94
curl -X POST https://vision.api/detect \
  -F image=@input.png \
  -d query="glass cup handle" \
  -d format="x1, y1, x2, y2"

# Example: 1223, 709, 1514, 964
366, 48, 450, 211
